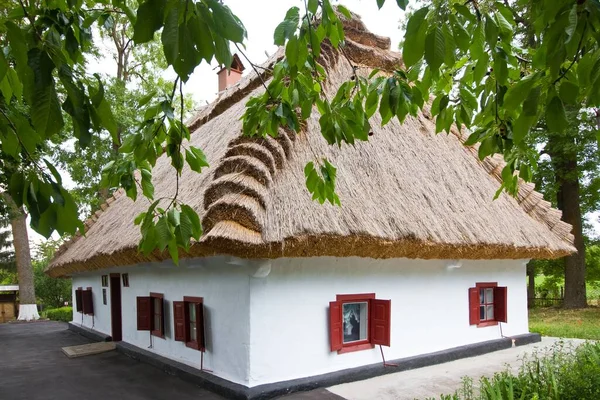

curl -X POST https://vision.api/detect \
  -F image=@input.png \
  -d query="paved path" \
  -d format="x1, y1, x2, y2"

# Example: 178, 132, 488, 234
327, 337, 585, 400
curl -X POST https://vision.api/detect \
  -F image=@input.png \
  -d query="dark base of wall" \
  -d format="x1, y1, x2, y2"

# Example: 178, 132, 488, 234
68, 322, 112, 342
68, 324, 542, 400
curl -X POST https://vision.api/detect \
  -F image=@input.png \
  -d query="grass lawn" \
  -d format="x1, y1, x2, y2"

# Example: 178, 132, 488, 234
529, 306, 600, 340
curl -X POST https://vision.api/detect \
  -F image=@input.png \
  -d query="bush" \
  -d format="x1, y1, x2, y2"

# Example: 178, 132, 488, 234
426, 341, 600, 400
46, 306, 72, 322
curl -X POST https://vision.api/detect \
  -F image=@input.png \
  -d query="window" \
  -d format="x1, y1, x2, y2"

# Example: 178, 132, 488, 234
101, 275, 108, 287
136, 293, 165, 338
102, 289, 107, 305
82, 287, 94, 315
469, 283, 507, 327
151, 293, 164, 338
75, 287, 83, 313
173, 296, 205, 351
329, 293, 391, 354
122, 274, 129, 287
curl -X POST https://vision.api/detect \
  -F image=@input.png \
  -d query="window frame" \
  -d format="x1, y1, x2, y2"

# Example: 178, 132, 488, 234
101, 275, 108, 287
475, 282, 498, 327
183, 296, 205, 351
122, 273, 129, 287
337, 293, 375, 353
150, 292, 165, 339
330, 293, 391, 354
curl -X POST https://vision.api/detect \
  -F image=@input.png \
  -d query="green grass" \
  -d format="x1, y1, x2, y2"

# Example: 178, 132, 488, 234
529, 306, 600, 340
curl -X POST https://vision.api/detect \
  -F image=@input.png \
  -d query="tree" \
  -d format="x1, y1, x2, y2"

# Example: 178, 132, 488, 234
33, 239, 71, 309
0, 0, 598, 309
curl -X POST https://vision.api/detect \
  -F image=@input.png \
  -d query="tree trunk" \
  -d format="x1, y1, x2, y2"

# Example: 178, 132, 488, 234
548, 134, 587, 309
2, 193, 39, 320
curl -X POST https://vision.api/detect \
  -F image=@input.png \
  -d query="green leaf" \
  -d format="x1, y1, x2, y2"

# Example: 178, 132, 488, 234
424, 26, 445, 71
27, 49, 64, 139
337, 5, 352, 19
0, 50, 7, 83
396, 0, 408, 10
565, 4, 578, 43
503, 74, 538, 111
206, 0, 246, 43
484, 15, 498, 46
376, 0, 385, 9
155, 216, 174, 252
469, 23, 485, 60
286, 35, 299, 67
141, 169, 154, 199
513, 113, 536, 144
478, 135, 498, 160
181, 204, 202, 239
90, 76, 118, 145
559, 81, 579, 104
189, 8, 216, 63
365, 89, 379, 118
307, 0, 318, 14
402, 7, 429, 68
13, 113, 40, 156
1, 127, 19, 158
162, 4, 201, 82
185, 145, 209, 172
274, 7, 300, 45
133, 0, 166, 43
545, 96, 567, 133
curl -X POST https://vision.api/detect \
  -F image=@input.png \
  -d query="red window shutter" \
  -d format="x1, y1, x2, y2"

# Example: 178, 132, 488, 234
82, 289, 94, 315
198, 303, 206, 351
136, 296, 152, 331
173, 301, 186, 342
494, 286, 508, 323
329, 301, 343, 352
75, 288, 83, 313
370, 299, 391, 347
469, 287, 480, 325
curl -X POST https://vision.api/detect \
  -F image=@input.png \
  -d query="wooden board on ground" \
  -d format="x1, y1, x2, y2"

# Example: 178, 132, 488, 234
62, 342, 116, 358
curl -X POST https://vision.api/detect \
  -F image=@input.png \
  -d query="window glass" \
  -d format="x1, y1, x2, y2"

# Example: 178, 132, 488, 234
188, 303, 197, 341
486, 305, 494, 320
485, 288, 494, 304
342, 302, 368, 343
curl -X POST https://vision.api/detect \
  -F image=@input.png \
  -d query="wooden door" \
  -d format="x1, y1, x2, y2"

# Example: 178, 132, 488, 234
0, 303, 15, 323
110, 274, 123, 341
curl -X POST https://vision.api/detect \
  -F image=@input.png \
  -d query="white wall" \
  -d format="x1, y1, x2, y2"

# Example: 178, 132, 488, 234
247, 257, 529, 386
71, 256, 252, 386
70, 256, 529, 388
71, 275, 112, 336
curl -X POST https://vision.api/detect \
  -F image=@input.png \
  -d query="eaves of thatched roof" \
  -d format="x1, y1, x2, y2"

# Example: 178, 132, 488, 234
46, 12, 575, 278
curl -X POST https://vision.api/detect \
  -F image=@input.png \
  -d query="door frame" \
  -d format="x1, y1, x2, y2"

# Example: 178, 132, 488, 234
109, 273, 122, 341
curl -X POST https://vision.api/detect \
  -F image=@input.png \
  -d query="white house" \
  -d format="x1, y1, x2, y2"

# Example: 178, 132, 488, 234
47, 11, 575, 399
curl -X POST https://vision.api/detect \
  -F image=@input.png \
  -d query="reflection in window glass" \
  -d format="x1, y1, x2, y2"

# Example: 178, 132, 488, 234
342, 302, 368, 343
479, 288, 495, 321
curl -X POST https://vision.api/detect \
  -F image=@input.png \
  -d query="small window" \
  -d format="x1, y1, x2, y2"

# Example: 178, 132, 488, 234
75, 287, 83, 313
173, 296, 205, 351
150, 293, 164, 338
329, 293, 391, 354
82, 288, 94, 315
102, 289, 107, 305
101, 275, 108, 287
469, 283, 507, 326
122, 274, 129, 287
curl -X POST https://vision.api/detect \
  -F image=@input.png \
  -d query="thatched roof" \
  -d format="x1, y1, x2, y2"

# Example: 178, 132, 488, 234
46, 11, 575, 278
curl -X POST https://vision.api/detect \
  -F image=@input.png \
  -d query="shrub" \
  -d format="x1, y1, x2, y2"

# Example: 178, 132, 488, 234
46, 306, 72, 322
427, 341, 600, 400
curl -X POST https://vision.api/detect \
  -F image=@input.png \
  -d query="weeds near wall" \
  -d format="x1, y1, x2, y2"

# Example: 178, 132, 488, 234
423, 341, 600, 400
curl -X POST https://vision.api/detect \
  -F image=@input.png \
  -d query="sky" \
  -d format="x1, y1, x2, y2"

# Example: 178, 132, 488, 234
23, 0, 599, 250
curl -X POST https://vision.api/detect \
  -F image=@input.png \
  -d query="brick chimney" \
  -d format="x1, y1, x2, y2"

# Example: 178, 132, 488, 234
217, 54, 245, 92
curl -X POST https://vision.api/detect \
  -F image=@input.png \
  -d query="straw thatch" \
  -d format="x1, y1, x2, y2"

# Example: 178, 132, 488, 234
46, 11, 576, 278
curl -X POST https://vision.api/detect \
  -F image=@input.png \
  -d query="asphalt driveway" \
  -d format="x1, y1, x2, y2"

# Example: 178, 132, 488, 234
0, 321, 225, 400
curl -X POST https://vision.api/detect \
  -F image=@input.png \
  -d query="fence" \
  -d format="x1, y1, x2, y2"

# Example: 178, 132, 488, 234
530, 285, 600, 308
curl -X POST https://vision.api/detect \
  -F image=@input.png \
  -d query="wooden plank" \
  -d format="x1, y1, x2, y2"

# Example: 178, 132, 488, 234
61, 342, 116, 358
